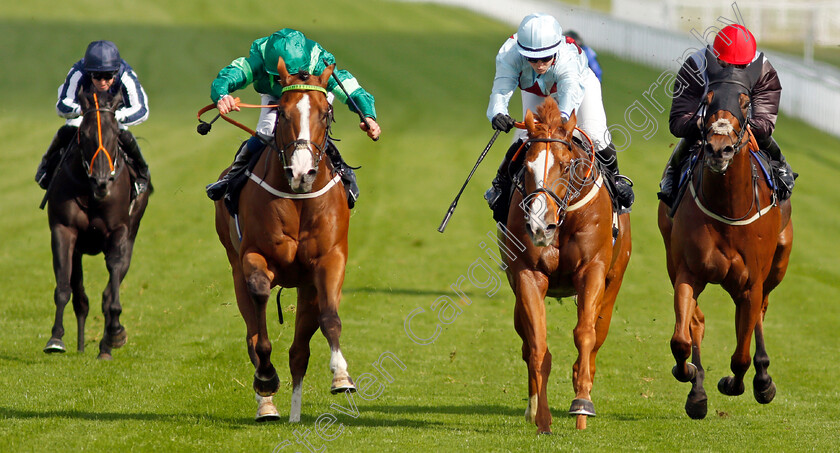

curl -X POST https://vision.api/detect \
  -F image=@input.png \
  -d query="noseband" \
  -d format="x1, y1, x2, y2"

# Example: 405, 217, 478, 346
274, 84, 333, 175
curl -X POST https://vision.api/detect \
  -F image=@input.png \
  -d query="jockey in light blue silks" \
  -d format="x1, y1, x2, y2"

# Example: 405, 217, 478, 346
484, 13, 633, 223
205, 28, 381, 208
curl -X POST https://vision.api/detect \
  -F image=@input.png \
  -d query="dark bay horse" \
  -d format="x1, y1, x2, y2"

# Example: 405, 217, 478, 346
657, 73, 793, 419
44, 86, 150, 360
214, 58, 355, 422
501, 98, 631, 432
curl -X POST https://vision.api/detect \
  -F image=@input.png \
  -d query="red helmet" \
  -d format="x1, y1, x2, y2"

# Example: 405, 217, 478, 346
713, 25, 756, 65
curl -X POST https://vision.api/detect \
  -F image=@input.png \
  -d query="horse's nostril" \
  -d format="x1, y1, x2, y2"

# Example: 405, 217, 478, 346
307, 169, 317, 177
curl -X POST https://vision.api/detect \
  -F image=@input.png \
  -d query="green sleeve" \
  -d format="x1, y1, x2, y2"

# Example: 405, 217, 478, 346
209, 38, 269, 103
327, 69, 377, 120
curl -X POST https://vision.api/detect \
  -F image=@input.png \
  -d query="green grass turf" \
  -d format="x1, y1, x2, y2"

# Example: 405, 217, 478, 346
1, 1, 839, 451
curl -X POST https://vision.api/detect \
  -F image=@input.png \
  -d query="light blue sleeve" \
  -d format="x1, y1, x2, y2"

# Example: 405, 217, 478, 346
549, 49, 585, 117
487, 38, 521, 121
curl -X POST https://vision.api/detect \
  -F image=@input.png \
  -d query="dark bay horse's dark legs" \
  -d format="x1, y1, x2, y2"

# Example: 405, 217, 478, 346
70, 251, 90, 352
98, 228, 132, 359
45, 226, 77, 353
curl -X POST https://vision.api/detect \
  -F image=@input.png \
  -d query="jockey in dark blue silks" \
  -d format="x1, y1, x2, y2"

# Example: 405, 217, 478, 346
36, 40, 151, 194
659, 24, 796, 205
204, 28, 381, 207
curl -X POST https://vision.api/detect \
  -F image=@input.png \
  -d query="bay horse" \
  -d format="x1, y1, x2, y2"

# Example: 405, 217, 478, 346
657, 67, 793, 419
44, 86, 150, 360
214, 57, 355, 422
501, 97, 631, 432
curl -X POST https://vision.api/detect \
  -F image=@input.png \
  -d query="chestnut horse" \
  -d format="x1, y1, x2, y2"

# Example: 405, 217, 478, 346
43, 86, 150, 360
501, 98, 631, 432
657, 74, 793, 419
214, 58, 355, 422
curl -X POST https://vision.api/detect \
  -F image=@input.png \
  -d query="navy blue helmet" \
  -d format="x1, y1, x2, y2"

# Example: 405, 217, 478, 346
83, 40, 121, 73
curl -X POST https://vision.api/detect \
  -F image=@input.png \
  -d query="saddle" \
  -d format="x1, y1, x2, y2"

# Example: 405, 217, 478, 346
223, 146, 267, 216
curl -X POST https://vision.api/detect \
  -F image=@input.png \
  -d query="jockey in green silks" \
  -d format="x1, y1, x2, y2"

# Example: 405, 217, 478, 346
205, 28, 381, 207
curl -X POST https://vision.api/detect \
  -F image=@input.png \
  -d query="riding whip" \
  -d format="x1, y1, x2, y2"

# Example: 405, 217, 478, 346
437, 130, 501, 233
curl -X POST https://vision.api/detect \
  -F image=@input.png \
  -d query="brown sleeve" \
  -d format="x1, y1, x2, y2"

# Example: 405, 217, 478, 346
669, 58, 705, 140
749, 59, 782, 139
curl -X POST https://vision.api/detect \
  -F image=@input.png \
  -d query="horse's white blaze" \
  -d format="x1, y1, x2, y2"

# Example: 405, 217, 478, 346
710, 118, 734, 136
330, 349, 349, 379
289, 384, 302, 423
526, 149, 554, 232
290, 96, 314, 178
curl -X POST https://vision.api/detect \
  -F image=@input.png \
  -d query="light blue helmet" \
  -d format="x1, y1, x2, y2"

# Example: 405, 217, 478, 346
516, 13, 563, 59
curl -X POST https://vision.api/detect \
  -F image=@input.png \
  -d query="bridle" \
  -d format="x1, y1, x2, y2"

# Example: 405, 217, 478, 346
518, 132, 597, 227
273, 84, 333, 178
80, 91, 120, 179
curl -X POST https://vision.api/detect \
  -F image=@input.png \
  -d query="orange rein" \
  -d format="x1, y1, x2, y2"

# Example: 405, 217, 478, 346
89, 92, 115, 175
197, 97, 280, 137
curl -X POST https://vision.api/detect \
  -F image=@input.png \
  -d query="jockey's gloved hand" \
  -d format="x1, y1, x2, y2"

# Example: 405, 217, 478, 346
492, 113, 516, 132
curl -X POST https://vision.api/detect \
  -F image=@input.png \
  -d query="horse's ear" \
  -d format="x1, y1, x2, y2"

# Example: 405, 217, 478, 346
78, 86, 91, 110
276, 55, 291, 84
525, 109, 536, 134
319, 64, 335, 87
738, 93, 750, 124
562, 110, 577, 137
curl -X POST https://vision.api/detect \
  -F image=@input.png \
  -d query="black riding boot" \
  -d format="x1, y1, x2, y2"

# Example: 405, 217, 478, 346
596, 143, 634, 209
206, 136, 264, 201
485, 139, 525, 223
119, 130, 151, 195
35, 125, 77, 189
326, 141, 360, 209
757, 135, 796, 200
658, 138, 693, 205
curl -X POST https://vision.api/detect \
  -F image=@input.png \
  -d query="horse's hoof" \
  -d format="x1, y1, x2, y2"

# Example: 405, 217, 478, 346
672, 362, 697, 383
105, 328, 127, 349
97, 352, 113, 361
330, 375, 356, 394
717, 376, 745, 396
255, 394, 281, 422
685, 395, 708, 419
568, 398, 596, 417
753, 378, 776, 404
43, 338, 66, 354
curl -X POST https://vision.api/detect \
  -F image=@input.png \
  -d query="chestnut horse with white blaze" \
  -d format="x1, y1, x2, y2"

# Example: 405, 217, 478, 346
214, 57, 355, 422
501, 97, 631, 432
657, 78, 793, 419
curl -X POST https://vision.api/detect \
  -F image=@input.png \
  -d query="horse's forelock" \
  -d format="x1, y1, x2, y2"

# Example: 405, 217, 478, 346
536, 99, 563, 138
